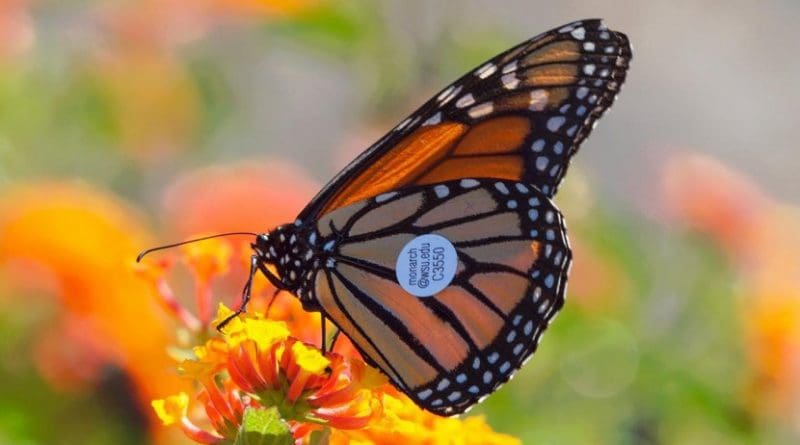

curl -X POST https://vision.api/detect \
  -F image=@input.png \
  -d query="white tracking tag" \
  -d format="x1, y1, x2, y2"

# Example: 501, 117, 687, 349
395, 234, 458, 297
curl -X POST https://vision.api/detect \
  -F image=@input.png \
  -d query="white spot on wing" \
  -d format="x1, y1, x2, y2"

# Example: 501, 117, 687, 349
502, 60, 518, 74
423, 111, 442, 126
494, 182, 509, 195
501, 73, 520, 90
455, 93, 476, 108
460, 179, 480, 189
536, 156, 549, 171
437, 85, 462, 105
506, 330, 517, 343
468, 102, 494, 119
532, 286, 542, 302
395, 116, 413, 131
570, 27, 586, 40
529, 89, 549, 111
475, 62, 497, 79
547, 116, 566, 132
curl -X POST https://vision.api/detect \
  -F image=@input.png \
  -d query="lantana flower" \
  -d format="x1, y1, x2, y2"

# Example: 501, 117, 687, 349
153, 305, 385, 443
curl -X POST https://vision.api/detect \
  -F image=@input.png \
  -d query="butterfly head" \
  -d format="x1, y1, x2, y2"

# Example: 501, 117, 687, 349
252, 224, 320, 310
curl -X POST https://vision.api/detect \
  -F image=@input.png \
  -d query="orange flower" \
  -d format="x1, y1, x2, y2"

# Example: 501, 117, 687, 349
97, 0, 321, 52
0, 0, 34, 61
661, 152, 769, 260
331, 388, 520, 445
0, 181, 190, 441
162, 159, 319, 239
154, 305, 385, 443
212, 0, 322, 17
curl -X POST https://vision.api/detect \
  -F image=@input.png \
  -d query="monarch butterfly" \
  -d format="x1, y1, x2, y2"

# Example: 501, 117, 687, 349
146, 18, 632, 416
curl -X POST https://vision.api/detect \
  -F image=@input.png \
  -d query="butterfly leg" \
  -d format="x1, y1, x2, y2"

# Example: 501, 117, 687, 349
216, 255, 258, 331
329, 327, 341, 352
319, 315, 342, 355
320, 314, 327, 354
265, 288, 281, 318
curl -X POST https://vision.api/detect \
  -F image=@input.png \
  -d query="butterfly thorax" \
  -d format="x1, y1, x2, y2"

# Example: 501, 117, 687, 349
254, 222, 327, 311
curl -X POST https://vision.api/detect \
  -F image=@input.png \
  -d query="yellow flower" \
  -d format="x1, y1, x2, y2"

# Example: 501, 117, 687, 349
152, 393, 190, 426
214, 303, 291, 350
292, 341, 330, 374
332, 391, 521, 444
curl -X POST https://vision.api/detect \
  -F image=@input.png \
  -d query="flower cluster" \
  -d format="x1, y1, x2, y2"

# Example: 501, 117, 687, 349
153, 304, 385, 443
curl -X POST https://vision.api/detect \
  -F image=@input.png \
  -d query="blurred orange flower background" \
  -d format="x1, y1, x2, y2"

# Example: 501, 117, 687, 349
1, 1, 799, 444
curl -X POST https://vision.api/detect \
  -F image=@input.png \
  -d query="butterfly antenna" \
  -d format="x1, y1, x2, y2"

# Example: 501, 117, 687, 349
136, 232, 259, 262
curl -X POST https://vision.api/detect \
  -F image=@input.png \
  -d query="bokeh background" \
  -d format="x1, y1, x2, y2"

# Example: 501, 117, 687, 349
1, 0, 799, 444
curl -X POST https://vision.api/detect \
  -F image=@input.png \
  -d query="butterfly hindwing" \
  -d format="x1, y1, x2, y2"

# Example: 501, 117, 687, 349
309, 179, 571, 415
299, 18, 632, 220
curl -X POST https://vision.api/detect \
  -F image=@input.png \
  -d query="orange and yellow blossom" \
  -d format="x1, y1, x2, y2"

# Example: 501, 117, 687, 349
153, 305, 385, 443
331, 388, 520, 445
0, 181, 190, 443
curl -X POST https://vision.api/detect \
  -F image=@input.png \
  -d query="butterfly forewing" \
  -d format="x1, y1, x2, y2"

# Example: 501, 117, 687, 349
299, 18, 632, 220
310, 179, 571, 415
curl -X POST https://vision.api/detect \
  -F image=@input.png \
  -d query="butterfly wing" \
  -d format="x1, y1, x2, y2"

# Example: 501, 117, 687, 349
298, 18, 631, 221
310, 179, 571, 415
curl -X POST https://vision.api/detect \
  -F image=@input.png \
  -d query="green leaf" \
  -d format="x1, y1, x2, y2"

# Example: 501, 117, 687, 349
309, 427, 332, 445
235, 407, 294, 445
